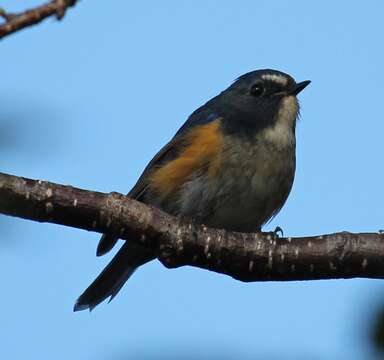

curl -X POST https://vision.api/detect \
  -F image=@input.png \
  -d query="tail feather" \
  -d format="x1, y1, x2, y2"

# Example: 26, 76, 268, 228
96, 234, 119, 257
74, 241, 154, 312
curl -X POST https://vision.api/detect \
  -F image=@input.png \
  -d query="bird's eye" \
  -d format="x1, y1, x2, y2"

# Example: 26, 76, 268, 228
250, 83, 264, 97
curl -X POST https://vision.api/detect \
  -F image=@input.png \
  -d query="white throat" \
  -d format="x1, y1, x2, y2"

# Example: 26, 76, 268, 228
263, 96, 299, 149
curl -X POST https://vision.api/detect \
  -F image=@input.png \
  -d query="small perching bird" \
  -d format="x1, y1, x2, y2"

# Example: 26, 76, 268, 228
74, 69, 310, 312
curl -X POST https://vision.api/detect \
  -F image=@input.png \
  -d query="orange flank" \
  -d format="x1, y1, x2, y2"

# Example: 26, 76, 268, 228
150, 119, 223, 197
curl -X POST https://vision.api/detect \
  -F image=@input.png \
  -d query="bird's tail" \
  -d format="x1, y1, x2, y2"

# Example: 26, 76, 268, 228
96, 234, 119, 257
74, 241, 154, 311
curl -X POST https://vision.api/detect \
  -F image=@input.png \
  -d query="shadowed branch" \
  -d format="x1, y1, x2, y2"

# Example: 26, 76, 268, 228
0, 0, 77, 39
0, 171, 383, 282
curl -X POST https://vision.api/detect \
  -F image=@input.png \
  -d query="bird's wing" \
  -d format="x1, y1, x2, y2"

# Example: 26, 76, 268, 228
75, 112, 223, 311
96, 110, 222, 256
129, 109, 222, 199
127, 135, 186, 200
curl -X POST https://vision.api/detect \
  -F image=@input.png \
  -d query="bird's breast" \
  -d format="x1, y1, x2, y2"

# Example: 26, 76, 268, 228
179, 126, 296, 232
218, 130, 296, 201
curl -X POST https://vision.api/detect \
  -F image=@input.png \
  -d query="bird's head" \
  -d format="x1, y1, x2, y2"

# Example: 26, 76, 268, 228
218, 69, 310, 135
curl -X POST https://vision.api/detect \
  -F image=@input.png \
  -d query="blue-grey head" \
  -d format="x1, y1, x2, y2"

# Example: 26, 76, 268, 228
212, 69, 311, 135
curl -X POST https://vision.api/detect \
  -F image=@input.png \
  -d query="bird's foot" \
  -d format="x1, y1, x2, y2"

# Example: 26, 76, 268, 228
273, 226, 284, 238
260, 226, 284, 241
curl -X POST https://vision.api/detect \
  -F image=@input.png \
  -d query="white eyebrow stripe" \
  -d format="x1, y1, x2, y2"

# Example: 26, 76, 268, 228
261, 74, 288, 85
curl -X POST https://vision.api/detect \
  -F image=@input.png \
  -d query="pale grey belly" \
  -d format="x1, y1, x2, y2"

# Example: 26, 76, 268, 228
177, 146, 296, 232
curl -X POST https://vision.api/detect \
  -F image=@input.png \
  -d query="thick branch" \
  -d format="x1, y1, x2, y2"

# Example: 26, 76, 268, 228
0, 171, 383, 281
0, 0, 77, 39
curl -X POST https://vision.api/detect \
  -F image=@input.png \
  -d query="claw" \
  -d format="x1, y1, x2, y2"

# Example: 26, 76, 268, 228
273, 226, 284, 238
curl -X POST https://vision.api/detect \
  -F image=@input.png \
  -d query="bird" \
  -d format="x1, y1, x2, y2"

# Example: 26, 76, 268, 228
74, 69, 310, 311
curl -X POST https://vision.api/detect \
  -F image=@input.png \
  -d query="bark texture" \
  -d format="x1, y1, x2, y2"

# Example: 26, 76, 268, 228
1, 172, 383, 282
0, 0, 77, 39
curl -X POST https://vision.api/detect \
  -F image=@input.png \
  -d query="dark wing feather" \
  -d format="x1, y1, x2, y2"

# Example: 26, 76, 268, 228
96, 109, 220, 256
75, 110, 221, 311
96, 135, 185, 256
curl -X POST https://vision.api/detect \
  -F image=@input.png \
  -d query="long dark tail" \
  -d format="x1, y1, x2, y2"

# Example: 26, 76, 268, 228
74, 240, 155, 312
96, 233, 119, 257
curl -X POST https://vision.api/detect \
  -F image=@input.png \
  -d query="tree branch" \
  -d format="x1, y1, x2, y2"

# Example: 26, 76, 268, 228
0, 0, 77, 40
0, 171, 383, 282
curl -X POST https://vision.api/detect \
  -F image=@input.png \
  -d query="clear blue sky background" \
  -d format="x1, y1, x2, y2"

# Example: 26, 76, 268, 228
1, 1, 384, 359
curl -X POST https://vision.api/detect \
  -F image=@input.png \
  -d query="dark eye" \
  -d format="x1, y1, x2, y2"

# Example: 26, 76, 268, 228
250, 83, 265, 97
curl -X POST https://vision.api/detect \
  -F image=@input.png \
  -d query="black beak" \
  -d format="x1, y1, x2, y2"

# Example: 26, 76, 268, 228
291, 80, 311, 95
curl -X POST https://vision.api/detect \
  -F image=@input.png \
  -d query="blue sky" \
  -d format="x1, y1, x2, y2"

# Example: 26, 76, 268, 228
1, 1, 384, 359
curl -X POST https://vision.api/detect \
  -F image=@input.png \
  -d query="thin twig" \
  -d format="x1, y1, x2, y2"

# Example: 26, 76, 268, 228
0, 0, 77, 40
